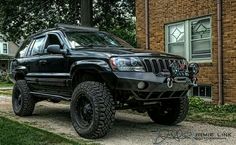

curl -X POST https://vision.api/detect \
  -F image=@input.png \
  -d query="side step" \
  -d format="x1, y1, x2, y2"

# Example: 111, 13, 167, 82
30, 92, 71, 101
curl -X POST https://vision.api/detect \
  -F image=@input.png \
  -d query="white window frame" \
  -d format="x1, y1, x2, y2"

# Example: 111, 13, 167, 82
2, 42, 8, 54
165, 22, 187, 58
191, 84, 213, 101
165, 16, 212, 63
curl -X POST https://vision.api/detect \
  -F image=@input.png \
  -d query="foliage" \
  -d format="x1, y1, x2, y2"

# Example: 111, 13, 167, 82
94, 0, 136, 47
187, 97, 236, 127
0, 0, 80, 43
93, 0, 135, 29
109, 26, 136, 47
0, 81, 13, 88
0, 73, 12, 83
0, 116, 89, 145
189, 96, 236, 113
0, 0, 136, 46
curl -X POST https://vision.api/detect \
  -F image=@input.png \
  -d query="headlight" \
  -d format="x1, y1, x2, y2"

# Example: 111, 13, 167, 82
188, 63, 199, 75
110, 57, 145, 72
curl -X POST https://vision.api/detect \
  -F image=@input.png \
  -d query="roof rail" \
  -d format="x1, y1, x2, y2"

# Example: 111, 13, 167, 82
55, 23, 99, 31
30, 28, 59, 38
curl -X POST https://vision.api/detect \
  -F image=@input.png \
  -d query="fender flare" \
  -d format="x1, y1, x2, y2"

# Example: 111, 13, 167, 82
13, 66, 28, 80
70, 59, 112, 77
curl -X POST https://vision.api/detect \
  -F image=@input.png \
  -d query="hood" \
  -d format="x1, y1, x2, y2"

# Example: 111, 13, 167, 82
70, 47, 185, 59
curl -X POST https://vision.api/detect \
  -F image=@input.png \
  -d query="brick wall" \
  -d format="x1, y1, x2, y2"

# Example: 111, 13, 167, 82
222, 0, 236, 103
136, 0, 236, 103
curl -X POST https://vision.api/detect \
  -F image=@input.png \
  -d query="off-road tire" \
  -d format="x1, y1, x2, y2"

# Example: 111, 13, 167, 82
70, 81, 115, 139
12, 80, 36, 116
148, 96, 189, 125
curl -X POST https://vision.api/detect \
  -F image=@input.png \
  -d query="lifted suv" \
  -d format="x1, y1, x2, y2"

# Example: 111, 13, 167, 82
10, 24, 199, 139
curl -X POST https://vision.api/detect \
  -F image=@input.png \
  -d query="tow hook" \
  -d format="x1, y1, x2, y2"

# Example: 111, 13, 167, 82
192, 77, 197, 86
167, 78, 173, 88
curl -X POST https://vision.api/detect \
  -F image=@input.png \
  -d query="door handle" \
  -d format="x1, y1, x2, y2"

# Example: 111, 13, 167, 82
39, 60, 47, 64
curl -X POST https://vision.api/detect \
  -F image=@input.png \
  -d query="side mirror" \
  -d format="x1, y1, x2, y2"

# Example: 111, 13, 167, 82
47, 45, 66, 55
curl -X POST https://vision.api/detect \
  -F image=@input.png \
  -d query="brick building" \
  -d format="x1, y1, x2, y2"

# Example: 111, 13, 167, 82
135, 0, 236, 103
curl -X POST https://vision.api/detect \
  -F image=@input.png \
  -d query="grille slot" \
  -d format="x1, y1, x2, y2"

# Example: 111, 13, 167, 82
143, 59, 152, 72
159, 59, 165, 71
152, 59, 160, 73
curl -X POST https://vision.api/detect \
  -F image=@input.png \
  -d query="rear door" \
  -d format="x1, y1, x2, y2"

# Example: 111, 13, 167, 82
25, 35, 47, 92
11, 38, 33, 81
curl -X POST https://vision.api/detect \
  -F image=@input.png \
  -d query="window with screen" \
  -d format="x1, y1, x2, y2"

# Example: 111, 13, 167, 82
165, 17, 212, 62
3, 43, 8, 54
192, 85, 212, 98
191, 18, 211, 59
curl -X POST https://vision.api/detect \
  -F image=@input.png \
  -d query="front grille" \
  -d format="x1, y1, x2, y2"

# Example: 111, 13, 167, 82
142, 58, 185, 74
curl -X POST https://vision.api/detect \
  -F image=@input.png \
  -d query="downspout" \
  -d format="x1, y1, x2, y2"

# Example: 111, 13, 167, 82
217, 0, 224, 105
145, 0, 150, 50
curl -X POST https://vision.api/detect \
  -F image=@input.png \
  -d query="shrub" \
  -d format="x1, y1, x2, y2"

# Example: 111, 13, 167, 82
109, 28, 137, 48
0, 72, 12, 84
189, 96, 236, 113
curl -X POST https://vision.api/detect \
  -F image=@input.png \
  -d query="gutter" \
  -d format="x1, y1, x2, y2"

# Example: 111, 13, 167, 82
145, 0, 150, 50
217, 0, 224, 105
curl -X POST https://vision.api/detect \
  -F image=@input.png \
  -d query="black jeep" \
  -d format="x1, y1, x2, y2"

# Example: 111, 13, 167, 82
10, 24, 199, 139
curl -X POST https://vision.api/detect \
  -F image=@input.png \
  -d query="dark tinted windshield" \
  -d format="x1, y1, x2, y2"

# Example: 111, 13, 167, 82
65, 31, 133, 49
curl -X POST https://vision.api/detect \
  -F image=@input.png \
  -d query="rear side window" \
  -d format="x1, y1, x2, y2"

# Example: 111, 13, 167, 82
16, 39, 32, 58
30, 36, 46, 56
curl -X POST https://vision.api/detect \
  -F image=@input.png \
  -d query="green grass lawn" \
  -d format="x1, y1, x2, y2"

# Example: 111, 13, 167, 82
186, 97, 236, 128
0, 116, 91, 145
0, 90, 12, 96
0, 81, 13, 96
0, 81, 13, 88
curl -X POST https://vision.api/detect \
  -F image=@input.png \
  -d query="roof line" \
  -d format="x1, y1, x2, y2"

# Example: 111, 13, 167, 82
55, 23, 99, 31
31, 23, 99, 38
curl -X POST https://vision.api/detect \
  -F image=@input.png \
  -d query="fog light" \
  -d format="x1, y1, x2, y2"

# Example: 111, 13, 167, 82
137, 81, 146, 90
188, 63, 199, 75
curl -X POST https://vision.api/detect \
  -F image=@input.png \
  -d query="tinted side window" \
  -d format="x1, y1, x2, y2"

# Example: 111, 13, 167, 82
44, 34, 62, 53
30, 37, 46, 56
16, 39, 31, 58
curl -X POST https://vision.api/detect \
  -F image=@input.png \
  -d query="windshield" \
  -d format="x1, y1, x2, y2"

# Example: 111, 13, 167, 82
65, 31, 133, 49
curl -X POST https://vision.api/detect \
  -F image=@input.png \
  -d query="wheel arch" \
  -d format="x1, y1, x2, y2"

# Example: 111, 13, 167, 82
70, 60, 113, 89
14, 66, 27, 81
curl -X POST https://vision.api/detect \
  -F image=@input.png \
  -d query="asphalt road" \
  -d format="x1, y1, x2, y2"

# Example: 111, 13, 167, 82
0, 95, 236, 145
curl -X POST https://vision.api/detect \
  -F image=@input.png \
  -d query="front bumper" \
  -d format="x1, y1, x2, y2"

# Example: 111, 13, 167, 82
114, 72, 193, 91
105, 72, 196, 101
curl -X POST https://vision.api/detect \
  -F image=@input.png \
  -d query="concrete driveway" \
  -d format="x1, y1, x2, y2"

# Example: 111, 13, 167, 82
0, 95, 236, 145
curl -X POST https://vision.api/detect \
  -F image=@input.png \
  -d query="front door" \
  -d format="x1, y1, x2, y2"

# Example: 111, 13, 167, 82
37, 33, 71, 97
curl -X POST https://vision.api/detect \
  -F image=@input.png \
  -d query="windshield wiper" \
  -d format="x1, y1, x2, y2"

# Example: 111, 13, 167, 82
75, 44, 124, 48
107, 45, 124, 48
75, 44, 105, 48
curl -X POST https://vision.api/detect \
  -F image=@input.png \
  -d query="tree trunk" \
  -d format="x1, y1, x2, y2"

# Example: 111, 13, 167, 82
81, 0, 93, 26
